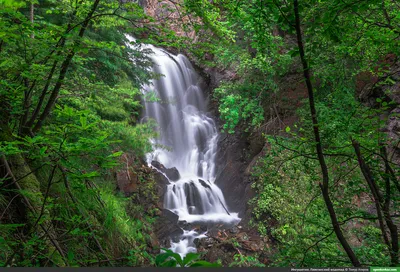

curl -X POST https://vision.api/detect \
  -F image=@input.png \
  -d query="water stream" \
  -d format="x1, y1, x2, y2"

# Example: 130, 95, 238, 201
130, 37, 240, 256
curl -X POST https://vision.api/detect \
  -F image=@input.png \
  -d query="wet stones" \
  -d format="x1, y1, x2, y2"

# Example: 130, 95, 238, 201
178, 220, 192, 229
229, 226, 239, 234
198, 178, 211, 189
165, 167, 180, 181
162, 209, 179, 224
184, 181, 205, 215
154, 209, 183, 248
192, 224, 273, 266
151, 160, 181, 181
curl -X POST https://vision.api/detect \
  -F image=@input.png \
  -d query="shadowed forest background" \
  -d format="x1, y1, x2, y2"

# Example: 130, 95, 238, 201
0, 0, 399, 267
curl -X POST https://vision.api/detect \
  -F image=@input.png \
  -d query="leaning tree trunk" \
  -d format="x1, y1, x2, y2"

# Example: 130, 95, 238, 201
0, 124, 68, 266
1, 154, 68, 266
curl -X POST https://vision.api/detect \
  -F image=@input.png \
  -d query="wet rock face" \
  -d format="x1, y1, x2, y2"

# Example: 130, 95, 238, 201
202, 68, 264, 226
151, 160, 181, 181
212, 128, 260, 225
198, 179, 211, 189
154, 209, 183, 248
184, 181, 205, 215
164, 167, 180, 181
162, 208, 179, 224
153, 171, 169, 209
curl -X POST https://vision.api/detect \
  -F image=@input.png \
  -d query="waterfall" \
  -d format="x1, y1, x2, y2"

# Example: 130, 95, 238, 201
128, 36, 240, 257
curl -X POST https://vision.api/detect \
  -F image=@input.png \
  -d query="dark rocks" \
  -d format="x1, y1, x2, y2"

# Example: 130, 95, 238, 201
194, 238, 201, 247
151, 160, 181, 181
162, 209, 179, 224
150, 160, 163, 170
193, 225, 273, 266
153, 171, 169, 209
388, 108, 400, 141
198, 179, 211, 189
229, 226, 239, 234
178, 220, 192, 230
184, 181, 204, 215
193, 235, 214, 248
165, 167, 180, 181
213, 125, 260, 225
196, 237, 215, 249
116, 154, 139, 196
154, 209, 183, 248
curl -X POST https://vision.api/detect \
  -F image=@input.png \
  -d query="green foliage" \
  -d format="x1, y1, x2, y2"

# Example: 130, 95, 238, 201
215, 84, 265, 133
183, 0, 292, 133
155, 249, 221, 267
1, 0, 400, 267
185, 0, 399, 267
0, 101, 158, 266
250, 135, 393, 267
229, 254, 265, 267
0, 0, 163, 267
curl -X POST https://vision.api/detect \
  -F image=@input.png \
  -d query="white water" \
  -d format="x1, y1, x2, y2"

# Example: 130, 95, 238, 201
129, 36, 240, 257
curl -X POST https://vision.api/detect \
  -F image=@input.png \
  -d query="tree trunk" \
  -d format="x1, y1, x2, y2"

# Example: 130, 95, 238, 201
30, 1, 34, 39
32, 0, 101, 133
352, 140, 398, 266
293, 0, 361, 266
1, 154, 68, 266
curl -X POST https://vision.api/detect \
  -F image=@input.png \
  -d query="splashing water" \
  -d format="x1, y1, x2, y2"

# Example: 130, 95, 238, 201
127, 36, 240, 257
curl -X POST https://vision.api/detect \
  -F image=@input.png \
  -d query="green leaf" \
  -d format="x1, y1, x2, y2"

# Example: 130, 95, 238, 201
80, 116, 87, 129
39, 146, 47, 156
289, 49, 300, 57
285, 126, 291, 133
183, 252, 200, 265
108, 151, 123, 158
156, 249, 184, 267
160, 259, 177, 267
190, 261, 221, 267
67, 251, 74, 262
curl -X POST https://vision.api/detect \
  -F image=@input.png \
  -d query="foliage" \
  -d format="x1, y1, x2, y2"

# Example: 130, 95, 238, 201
250, 134, 393, 267
182, 0, 400, 267
0, 0, 163, 267
155, 249, 221, 267
1, 0, 400, 267
229, 254, 266, 268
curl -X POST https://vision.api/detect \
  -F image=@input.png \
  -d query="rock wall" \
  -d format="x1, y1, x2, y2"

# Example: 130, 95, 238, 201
202, 66, 308, 226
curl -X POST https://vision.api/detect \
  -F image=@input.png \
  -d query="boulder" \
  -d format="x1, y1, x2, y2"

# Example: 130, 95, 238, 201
164, 167, 180, 181
229, 226, 239, 234
154, 209, 183, 248
162, 209, 179, 224
116, 167, 139, 196
153, 171, 169, 209
178, 220, 192, 230
184, 181, 205, 214
151, 160, 181, 181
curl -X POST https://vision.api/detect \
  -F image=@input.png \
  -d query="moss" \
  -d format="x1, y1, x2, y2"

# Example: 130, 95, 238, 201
9, 154, 65, 266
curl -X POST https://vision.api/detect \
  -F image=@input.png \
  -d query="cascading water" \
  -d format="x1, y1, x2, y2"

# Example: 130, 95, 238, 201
129, 36, 240, 256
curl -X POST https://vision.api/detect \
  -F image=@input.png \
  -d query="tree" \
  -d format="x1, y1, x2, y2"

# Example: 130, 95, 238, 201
292, 0, 360, 266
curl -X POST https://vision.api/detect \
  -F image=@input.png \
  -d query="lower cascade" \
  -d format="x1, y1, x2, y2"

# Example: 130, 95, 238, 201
138, 40, 240, 256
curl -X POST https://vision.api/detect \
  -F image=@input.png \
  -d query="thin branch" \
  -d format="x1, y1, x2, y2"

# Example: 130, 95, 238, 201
300, 230, 335, 266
